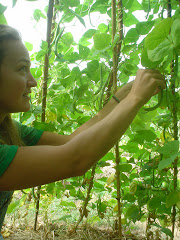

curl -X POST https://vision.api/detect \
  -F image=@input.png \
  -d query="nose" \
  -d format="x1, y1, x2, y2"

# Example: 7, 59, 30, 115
27, 72, 37, 87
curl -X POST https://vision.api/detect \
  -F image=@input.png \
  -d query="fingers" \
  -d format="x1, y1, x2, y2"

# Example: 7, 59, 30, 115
152, 79, 166, 96
138, 68, 161, 75
138, 69, 166, 87
154, 79, 166, 88
132, 69, 166, 105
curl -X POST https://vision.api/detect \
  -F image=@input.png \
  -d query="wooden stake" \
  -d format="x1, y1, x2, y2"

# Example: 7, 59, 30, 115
34, 0, 54, 231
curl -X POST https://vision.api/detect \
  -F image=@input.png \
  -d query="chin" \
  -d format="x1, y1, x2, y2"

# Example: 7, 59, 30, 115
12, 105, 31, 113
22, 106, 31, 112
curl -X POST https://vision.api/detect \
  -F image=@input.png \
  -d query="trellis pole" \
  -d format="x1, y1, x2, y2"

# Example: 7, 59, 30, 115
34, 0, 54, 231
167, 1, 179, 239
112, 0, 123, 238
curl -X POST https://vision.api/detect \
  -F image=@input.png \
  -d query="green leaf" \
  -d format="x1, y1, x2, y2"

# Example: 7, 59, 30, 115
12, 0, 18, 7
24, 114, 35, 125
61, 32, 74, 47
142, 0, 151, 12
94, 181, 105, 190
147, 196, 161, 211
101, 152, 114, 161
136, 21, 154, 35
97, 23, 108, 33
0, 3, 7, 14
82, 29, 96, 39
60, 201, 76, 208
68, 9, 86, 27
151, 224, 173, 237
124, 12, 139, 27
33, 9, 46, 22
145, 18, 173, 50
158, 153, 179, 170
46, 182, 55, 194
7, 200, 20, 214
130, 0, 143, 11
121, 141, 139, 154
93, 33, 111, 50
119, 163, 132, 172
63, 51, 79, 63
125, 205, 140, 222
122, 0, 134, 9
147, 38, 173, 62
90, 1, 109, 14
24, 41, 33, 51
98, 160, 110, 167
135, 130, 157, 142
64, 0, 80, 7
141, 47, 161, 68
61, 75, 76, 87
35, 49, 46, 61
170, 18, 180, 48
30, 68, 42, 78
129, 182, 137, 195
124, 28, 139, 44
33, 121, 56, 132
98, 201, 107, 213
79, 29, 96, 46
166, 191, 180, 208
41, 40, 48, 51
0, 14, 7, 25
157, 140, 179, 157
87, 60, 99, 72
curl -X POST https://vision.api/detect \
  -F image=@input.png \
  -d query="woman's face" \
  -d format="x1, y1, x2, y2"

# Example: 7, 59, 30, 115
0, 40, 37, 114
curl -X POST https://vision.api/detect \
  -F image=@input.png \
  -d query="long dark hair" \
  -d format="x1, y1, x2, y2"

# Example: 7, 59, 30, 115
0, 24, 24, 146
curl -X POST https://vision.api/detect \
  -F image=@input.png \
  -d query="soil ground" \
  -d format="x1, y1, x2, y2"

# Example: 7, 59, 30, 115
2, 220, 180, 240
1, 224, 146, 240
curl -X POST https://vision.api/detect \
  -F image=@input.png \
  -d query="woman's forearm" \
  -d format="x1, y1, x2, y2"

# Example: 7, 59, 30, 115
66, 94, 142, 174
70, 81, 133, 138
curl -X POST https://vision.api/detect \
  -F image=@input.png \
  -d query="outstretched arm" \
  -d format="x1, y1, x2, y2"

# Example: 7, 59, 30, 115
0, 69, 165, 191
37, 81, 133, 146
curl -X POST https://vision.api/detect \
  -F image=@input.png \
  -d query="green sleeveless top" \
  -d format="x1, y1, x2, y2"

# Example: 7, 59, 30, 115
0, 122, 44, 177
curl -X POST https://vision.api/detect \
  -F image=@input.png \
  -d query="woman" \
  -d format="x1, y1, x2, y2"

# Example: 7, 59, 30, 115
0, 24, 165, 239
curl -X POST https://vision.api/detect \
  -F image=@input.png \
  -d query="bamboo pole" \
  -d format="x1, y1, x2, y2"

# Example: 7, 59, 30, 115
34, 0, 54, 231
112, 0, 123, 239
167, 2, 179, 239
112, 0, 117, 93
170, 55, 179, 240
41, 0, 54, 122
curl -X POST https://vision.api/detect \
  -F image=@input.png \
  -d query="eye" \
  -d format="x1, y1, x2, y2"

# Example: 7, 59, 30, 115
19, 66, 27, 71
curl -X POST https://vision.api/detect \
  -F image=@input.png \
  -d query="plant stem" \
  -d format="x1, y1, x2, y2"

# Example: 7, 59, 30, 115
75, 164, 96, 230
34, 186, 41, 231
115, 144, 122, 239
34, 0, 54, 231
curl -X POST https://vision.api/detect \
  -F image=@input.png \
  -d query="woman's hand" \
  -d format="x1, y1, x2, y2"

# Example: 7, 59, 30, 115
129, 69, 166, 106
